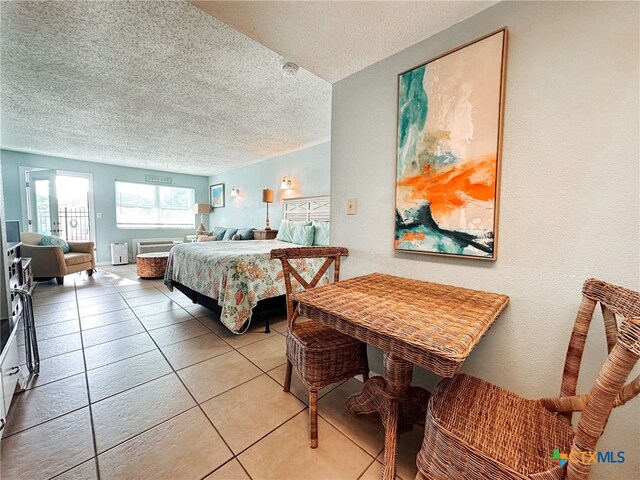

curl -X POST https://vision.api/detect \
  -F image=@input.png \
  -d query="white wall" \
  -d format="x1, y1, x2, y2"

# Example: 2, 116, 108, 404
331, 2, 639, 478
208, 142, 330, 230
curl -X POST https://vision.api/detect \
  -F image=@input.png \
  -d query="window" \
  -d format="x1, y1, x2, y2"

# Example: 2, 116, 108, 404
115, 181, 195, 228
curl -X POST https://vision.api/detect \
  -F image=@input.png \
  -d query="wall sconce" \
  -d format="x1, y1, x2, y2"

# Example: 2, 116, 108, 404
231, 186, 240, 197
280, 176, 292, 190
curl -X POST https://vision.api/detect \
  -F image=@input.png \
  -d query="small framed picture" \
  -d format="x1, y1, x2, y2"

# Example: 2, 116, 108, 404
210, 183, 225, 208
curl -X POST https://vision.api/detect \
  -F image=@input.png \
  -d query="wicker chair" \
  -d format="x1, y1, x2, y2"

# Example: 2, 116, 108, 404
271, 246, 369, 448
416, 278, 640, 480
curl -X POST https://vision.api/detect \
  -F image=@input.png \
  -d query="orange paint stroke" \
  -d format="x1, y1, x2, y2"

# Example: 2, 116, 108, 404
400, 231, 426, 242
398, 155, 496, 218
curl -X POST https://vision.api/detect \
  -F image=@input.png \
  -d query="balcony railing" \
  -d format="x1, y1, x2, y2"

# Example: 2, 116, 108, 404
36, 207, 91, 242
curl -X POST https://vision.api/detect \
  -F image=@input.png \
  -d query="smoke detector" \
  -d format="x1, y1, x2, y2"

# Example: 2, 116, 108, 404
280, 61, 299, 77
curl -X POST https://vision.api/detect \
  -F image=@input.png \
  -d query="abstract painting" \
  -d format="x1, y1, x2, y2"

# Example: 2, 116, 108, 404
395, 29, 508, 260
210, 183, 225, 208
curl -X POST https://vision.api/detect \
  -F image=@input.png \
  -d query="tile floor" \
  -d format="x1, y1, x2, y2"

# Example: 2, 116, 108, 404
1, 265, 424, 480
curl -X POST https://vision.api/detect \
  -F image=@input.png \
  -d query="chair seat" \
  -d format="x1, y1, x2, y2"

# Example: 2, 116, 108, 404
417, 374, 574, 479
64, 252, 93, 266
288, 316, 368, 388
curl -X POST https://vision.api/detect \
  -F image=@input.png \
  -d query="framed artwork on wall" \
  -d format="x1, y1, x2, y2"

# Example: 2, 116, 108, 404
395, 28, 508, 261
210, 183, 225, 208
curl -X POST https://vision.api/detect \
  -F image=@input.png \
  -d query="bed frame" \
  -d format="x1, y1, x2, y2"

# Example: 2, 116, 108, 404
283, 195, 330, 222
170, 195, 330, 333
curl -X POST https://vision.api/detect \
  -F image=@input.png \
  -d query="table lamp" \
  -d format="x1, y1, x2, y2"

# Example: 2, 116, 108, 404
262, 189, 274, 230
194, 203, 212, 235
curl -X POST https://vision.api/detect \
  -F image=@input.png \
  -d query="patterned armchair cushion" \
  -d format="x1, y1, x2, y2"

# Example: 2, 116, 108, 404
40, 235, 71, 253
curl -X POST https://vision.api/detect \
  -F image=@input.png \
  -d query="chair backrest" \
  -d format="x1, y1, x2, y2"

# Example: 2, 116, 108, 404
20, 232, 44, 245
270, 246, 349, 325
539, 278, 640, 479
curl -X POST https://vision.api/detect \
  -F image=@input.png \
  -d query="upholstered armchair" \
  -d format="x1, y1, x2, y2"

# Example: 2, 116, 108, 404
20, 232, 95, 285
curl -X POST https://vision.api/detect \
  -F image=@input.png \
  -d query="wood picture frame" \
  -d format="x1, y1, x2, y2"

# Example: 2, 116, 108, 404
394, 28, 508, 261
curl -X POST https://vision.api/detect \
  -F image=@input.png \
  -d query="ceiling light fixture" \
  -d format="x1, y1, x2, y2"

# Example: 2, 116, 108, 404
280, 61, 299, 78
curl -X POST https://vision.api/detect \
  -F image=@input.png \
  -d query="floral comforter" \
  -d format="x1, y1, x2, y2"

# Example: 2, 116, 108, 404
164, 240, 327, 334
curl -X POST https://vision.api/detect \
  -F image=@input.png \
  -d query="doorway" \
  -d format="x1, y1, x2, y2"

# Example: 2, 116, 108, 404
23, 168, 95, 243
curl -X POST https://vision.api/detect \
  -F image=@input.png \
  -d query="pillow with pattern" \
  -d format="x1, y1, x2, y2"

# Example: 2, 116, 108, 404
212, 226, 227, 239
276, 219, 312, 243
222, 228, 238, 241
289, 224, 315, 246
312, 221, 330, 246
40, 235, 70, 253
235, 228, 255, 240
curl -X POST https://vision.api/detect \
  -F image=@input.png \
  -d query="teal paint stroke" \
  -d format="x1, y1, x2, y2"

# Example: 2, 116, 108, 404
397, 66, 428, 175
398, 66, 428, 149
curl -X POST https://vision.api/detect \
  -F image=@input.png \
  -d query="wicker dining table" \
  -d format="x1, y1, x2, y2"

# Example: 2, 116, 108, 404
293, 273, 509, 480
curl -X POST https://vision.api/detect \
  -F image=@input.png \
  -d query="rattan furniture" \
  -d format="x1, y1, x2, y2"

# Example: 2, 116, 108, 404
293, 273, 509, 479
270, 247, 369, 449
416, 278, 640, 480
136, 252, 170, 278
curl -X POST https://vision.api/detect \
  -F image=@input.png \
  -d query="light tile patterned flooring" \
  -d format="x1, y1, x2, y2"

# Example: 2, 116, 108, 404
1, 265, 424, 480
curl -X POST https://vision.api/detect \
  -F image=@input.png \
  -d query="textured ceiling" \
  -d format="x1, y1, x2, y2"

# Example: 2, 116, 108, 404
190, 1, 497, 83
0, 1, 332, 175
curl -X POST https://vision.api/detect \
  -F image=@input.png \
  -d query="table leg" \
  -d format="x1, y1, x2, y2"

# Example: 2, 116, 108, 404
345, 353, 430, 480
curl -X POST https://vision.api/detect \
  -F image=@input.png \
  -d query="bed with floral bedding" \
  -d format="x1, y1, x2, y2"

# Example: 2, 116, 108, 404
164, 240, 328, 334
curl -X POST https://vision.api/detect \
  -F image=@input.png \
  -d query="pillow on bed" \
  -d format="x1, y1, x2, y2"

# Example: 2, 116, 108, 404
312, 221, 330, 246
212, 226, 228, 239
196, 234, 217, 242
235, 228, 255, 240
222, 228, 238, 241
276, 219, 312, 243
290, 224, 315, 246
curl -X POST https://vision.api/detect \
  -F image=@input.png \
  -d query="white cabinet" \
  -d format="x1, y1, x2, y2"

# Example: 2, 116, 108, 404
1, 327, 20, 417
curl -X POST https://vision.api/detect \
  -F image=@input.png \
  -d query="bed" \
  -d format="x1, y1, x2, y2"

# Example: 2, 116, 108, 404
164, 196, 331, 334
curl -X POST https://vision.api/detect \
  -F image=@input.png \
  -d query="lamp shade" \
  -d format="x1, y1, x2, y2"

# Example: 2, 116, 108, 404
262, 189, 274, 203
194, 203, 212, 215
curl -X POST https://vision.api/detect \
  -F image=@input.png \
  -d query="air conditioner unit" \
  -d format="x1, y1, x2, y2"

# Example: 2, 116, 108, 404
110, 242, 128, 265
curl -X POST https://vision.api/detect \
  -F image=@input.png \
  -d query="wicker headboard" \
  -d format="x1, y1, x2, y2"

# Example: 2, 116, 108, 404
283, 195, 330, 222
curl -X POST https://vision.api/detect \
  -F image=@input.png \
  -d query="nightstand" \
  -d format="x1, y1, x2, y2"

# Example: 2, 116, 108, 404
253, 229, 278, 240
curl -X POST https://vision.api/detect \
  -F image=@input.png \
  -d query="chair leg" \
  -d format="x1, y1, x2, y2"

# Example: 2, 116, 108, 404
87, 269, 94, 277
56, 277, 64, 285
283, 361, 293, 393
309, 389, 318, 448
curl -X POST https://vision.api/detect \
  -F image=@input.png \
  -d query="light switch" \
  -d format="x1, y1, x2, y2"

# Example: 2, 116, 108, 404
347, 198, 357, 215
